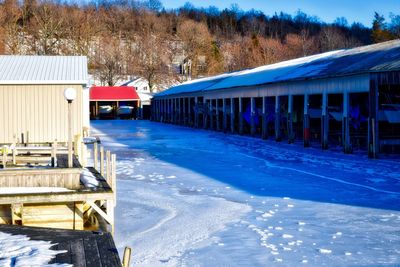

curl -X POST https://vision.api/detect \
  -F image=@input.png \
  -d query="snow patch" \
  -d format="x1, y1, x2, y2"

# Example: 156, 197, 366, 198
318, 248, 332, 254
80, 168, 99, 188
0, 231, 70, 266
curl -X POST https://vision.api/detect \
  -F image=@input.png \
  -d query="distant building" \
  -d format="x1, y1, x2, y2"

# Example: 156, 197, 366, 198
89, 86, 140, 119
152, 40, 400, 158
122, 78, 154, 119
0, 55, 89, 144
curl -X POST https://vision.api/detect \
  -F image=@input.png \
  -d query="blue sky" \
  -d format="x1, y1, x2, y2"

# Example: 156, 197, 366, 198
162, 0, 400, 27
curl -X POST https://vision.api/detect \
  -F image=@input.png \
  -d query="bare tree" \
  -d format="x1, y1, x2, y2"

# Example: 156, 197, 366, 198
29, 1, 66, 54
93, 37, 124, 86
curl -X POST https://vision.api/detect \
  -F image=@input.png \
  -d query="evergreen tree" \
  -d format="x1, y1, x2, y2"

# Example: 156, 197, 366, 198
371, 12, 394, 43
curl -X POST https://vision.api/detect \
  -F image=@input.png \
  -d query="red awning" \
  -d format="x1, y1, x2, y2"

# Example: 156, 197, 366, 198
90, 86, 140, 101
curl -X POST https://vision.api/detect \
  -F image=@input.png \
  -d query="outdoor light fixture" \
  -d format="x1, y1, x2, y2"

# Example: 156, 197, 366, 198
64, 87, 77, 103
64, 88, 77, 168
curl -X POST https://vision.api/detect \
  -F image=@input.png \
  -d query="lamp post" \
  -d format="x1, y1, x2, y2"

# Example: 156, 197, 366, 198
64, 88, 77, 168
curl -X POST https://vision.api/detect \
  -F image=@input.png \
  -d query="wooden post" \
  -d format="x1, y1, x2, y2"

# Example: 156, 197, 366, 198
183, 97, 187, 126
239, 97, 244, 135
303, 94, 310, 147
177, 97, 182, 124
2, 146, 7, 169
321, 92, 329, 149
250, 97, 256, 136
162, 99, 165, 122
368, 75, 379, 158
106, 150, 111, 186
112, 154, 117, 203
168, 99, 171, 122
169, 98, 173, 123
210, 100, 214, 130
216, 99, 220, 131
100, 146, 105, 176
188, 97, 192, 126
81, 144, 88, 168
171, 99, 174, 123
275, 96, 281, 141
94, 142, 98, 171
51, 141, 58, 167
342, 92, 352, 153
287, 95, 294, 143
74, 134, 81, 157
223, 98, 227, 133
122, 247, 132, 267
12, 147, 16, 165
203, 99, 208, 129
167, 99, 170, 122
230, 98, 235, 134
194, 97, 199, 128
174, 98, 178, 124
262, 97, 268, 139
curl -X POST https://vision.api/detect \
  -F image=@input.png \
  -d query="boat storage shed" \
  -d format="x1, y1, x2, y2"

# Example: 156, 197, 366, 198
0, 56, 89, 144
152, 40, 400, 158
89, 86, 140, 119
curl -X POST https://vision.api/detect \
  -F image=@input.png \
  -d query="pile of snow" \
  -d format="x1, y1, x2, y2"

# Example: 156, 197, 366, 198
0, 187, 72, 194
0, 231, 71, 266
80, 168, 99, 188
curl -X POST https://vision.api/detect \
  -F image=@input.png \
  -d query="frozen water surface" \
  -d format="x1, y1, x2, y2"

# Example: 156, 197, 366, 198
91, 120, 400, 267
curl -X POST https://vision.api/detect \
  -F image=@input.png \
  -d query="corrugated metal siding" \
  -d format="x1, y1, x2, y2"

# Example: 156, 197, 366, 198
0, 85, 83, 144
0, 56, 88, 85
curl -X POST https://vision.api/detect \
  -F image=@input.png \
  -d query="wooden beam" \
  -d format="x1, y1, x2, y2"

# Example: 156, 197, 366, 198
216, 99, 220, 131
275, 96, 281, 141
0, 191, 114, 205
287, 95, 294, 143
321, 92, 329, 149
51, 141, 57, 167
100, 146, 104, 176
210, 100, 214, 130
93, 142, 98, 171
262, 97, 268, 140
250, 97, 256, 136
111, 154, 116, 204
87, 201, 113, 227
194, 97, 199, 128
106, 150, 111, 186
342, 92, 352, 153
303, 94, 310, 147
239, 97, 243, 135
122, 247, 132, 267
230, 98, 235, 134
368, 75, 379, 158
223, 98, 227, 133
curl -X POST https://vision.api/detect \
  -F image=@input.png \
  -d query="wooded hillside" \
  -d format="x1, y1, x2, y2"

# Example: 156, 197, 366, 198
1, 0, 399, 90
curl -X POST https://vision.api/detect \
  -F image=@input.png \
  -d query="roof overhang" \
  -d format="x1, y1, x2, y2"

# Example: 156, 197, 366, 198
0, 80, 88, 85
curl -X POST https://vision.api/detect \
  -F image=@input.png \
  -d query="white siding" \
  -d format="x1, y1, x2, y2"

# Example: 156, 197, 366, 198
0, 84, 84, 144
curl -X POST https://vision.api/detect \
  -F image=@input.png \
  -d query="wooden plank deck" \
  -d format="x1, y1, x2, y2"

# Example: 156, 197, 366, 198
0, 224, 121, 267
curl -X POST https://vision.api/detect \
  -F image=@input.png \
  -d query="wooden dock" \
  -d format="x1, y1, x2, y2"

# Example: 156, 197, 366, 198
0, 142, 117, 234
0, 224, 121, 266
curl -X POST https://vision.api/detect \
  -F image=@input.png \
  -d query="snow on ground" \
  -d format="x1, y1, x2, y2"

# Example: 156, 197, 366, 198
0, 231, 70, 266
91, 120, 400, 267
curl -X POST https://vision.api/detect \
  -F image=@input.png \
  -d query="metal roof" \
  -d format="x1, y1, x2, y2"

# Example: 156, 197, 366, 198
90, 86, 140, 101
156, 39, 400, 97
0, 56, 88, 85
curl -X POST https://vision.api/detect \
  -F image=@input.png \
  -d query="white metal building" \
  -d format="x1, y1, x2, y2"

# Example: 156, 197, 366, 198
0, 56, 89, 144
